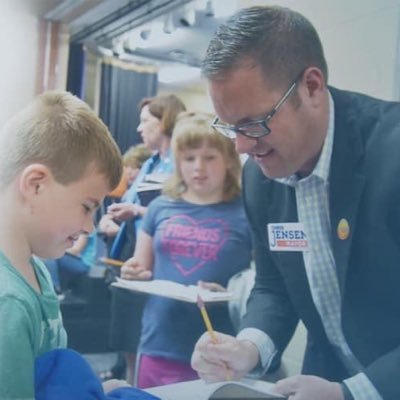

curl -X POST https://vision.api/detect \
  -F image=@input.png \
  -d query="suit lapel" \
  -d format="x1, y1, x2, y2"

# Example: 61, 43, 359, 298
329, 88, 366, 297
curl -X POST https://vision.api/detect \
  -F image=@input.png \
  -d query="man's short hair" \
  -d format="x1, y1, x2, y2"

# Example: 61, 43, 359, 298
202, 6, 328, 88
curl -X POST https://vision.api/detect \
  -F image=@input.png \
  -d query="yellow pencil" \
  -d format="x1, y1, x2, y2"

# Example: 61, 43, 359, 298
197, 294, 218, 343
197, 294, 232, 380
99, 257, 124, 267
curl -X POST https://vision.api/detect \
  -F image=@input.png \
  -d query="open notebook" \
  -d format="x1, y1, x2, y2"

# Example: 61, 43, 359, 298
146, 379, 286, 400
208, 381, 286, 399
112, 278, 233, 303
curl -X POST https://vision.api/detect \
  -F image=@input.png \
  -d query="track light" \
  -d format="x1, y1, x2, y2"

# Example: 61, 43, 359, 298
205, 1, 214, 17
140, 29, 151, 40
179, 6, 195, 27
163, 13, 174, 34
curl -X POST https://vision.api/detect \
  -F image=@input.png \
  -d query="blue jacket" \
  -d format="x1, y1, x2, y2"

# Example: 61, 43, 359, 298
35, 348, 160, 400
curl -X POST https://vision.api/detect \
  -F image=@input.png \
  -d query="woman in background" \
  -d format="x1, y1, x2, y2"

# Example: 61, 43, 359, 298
105, 94, 186, 260
103, 94, 186, 383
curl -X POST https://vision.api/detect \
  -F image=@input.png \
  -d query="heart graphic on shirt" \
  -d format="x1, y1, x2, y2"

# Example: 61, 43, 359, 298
161, 214, 228, 276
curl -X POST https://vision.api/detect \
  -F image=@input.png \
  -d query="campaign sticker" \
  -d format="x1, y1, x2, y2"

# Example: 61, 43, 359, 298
267, 223, 309, 251
337, 218, 350, 240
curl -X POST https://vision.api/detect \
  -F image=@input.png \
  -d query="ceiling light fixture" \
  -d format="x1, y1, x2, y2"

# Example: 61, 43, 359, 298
204, 1, 214, 17
140, 29, 151, 40
179, 5, 196, 27
163, 13, 175, 34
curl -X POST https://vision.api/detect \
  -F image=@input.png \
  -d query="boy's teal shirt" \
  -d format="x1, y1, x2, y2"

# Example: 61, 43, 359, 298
0, 251, 67, 399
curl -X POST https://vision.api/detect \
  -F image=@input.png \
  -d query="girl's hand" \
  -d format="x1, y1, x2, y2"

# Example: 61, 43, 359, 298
121, 257, 152, 280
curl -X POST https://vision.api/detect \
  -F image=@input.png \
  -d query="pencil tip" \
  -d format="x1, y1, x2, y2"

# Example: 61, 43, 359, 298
197, 294, 204, 309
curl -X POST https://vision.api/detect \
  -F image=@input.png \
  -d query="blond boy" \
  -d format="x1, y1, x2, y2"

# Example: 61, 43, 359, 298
0, 91, 122, 398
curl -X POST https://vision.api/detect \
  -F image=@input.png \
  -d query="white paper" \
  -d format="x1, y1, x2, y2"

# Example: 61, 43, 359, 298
112, 278, 233, 303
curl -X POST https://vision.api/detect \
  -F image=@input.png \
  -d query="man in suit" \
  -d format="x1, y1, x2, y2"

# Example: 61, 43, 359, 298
191, 6, 400, 400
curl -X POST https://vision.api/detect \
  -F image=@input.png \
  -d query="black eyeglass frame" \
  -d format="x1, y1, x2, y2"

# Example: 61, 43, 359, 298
211, 76, 300, 139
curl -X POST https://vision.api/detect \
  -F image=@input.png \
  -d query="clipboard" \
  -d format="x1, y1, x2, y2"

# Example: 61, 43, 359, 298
112, 278, 233, 303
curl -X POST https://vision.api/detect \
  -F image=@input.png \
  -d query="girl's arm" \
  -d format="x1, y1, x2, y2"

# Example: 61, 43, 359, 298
120, 230, 154, 280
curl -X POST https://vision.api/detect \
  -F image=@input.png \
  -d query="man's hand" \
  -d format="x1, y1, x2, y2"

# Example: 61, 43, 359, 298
191, 332, 259, 382
274, 375, 344, 400
197, 280, 226, 292
121, 257, 152, 280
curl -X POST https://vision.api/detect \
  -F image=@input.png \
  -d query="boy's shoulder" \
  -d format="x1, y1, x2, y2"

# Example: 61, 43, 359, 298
0, 261, 29, 299
0, 255, 45, 302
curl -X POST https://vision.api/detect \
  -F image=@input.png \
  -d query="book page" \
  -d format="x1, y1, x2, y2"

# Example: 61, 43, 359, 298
144, 173, 170, 183
112, 278, 233, 303
145, 379, 285, 400
209, 381, 286, 399
136, 182, 163, 192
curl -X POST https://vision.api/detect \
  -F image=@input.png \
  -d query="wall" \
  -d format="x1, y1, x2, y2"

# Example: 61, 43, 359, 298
239, 0, 400, 101
0, 3, 70, 127
158, 79, 214, 113
0, 4, 40, 126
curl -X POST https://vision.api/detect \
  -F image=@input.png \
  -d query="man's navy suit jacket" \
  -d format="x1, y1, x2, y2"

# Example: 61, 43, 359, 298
241, 86, 400, 399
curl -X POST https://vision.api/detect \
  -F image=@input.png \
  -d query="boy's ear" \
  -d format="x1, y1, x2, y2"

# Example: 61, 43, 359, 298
19, 164, 53, 198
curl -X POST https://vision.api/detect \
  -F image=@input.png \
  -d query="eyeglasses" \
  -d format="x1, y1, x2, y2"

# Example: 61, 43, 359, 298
211, 78, 299, 139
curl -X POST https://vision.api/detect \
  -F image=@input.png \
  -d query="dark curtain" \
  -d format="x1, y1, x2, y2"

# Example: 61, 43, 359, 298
66, 43, 85, 98
99, 58, 158, 153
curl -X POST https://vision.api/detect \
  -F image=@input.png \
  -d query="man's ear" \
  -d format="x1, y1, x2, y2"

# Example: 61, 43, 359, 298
19, 164, 53, 198
301, 67, 326, 107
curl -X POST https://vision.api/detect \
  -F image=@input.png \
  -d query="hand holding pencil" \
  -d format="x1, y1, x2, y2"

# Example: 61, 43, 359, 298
192, 298, 261, 383
99, 257, 124, 267
196, 295, 232, 380
197, 295, 218, 343
101, 256, 153, 281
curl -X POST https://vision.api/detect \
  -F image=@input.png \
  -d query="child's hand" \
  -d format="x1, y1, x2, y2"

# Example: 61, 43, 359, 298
198, 280, 226, 292
98, 214, 120, 236
108, 203, 142, 221
102, 379, 130, 393
121, 257, 152, 280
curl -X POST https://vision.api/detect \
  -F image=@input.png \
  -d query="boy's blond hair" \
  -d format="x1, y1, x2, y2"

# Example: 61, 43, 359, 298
123, 143, 152, 170
164, 112, 242, 202
0, 91, 122, 190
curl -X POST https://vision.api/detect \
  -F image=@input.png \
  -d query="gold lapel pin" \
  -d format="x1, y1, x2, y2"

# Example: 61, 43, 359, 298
337, 218, 350, 240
